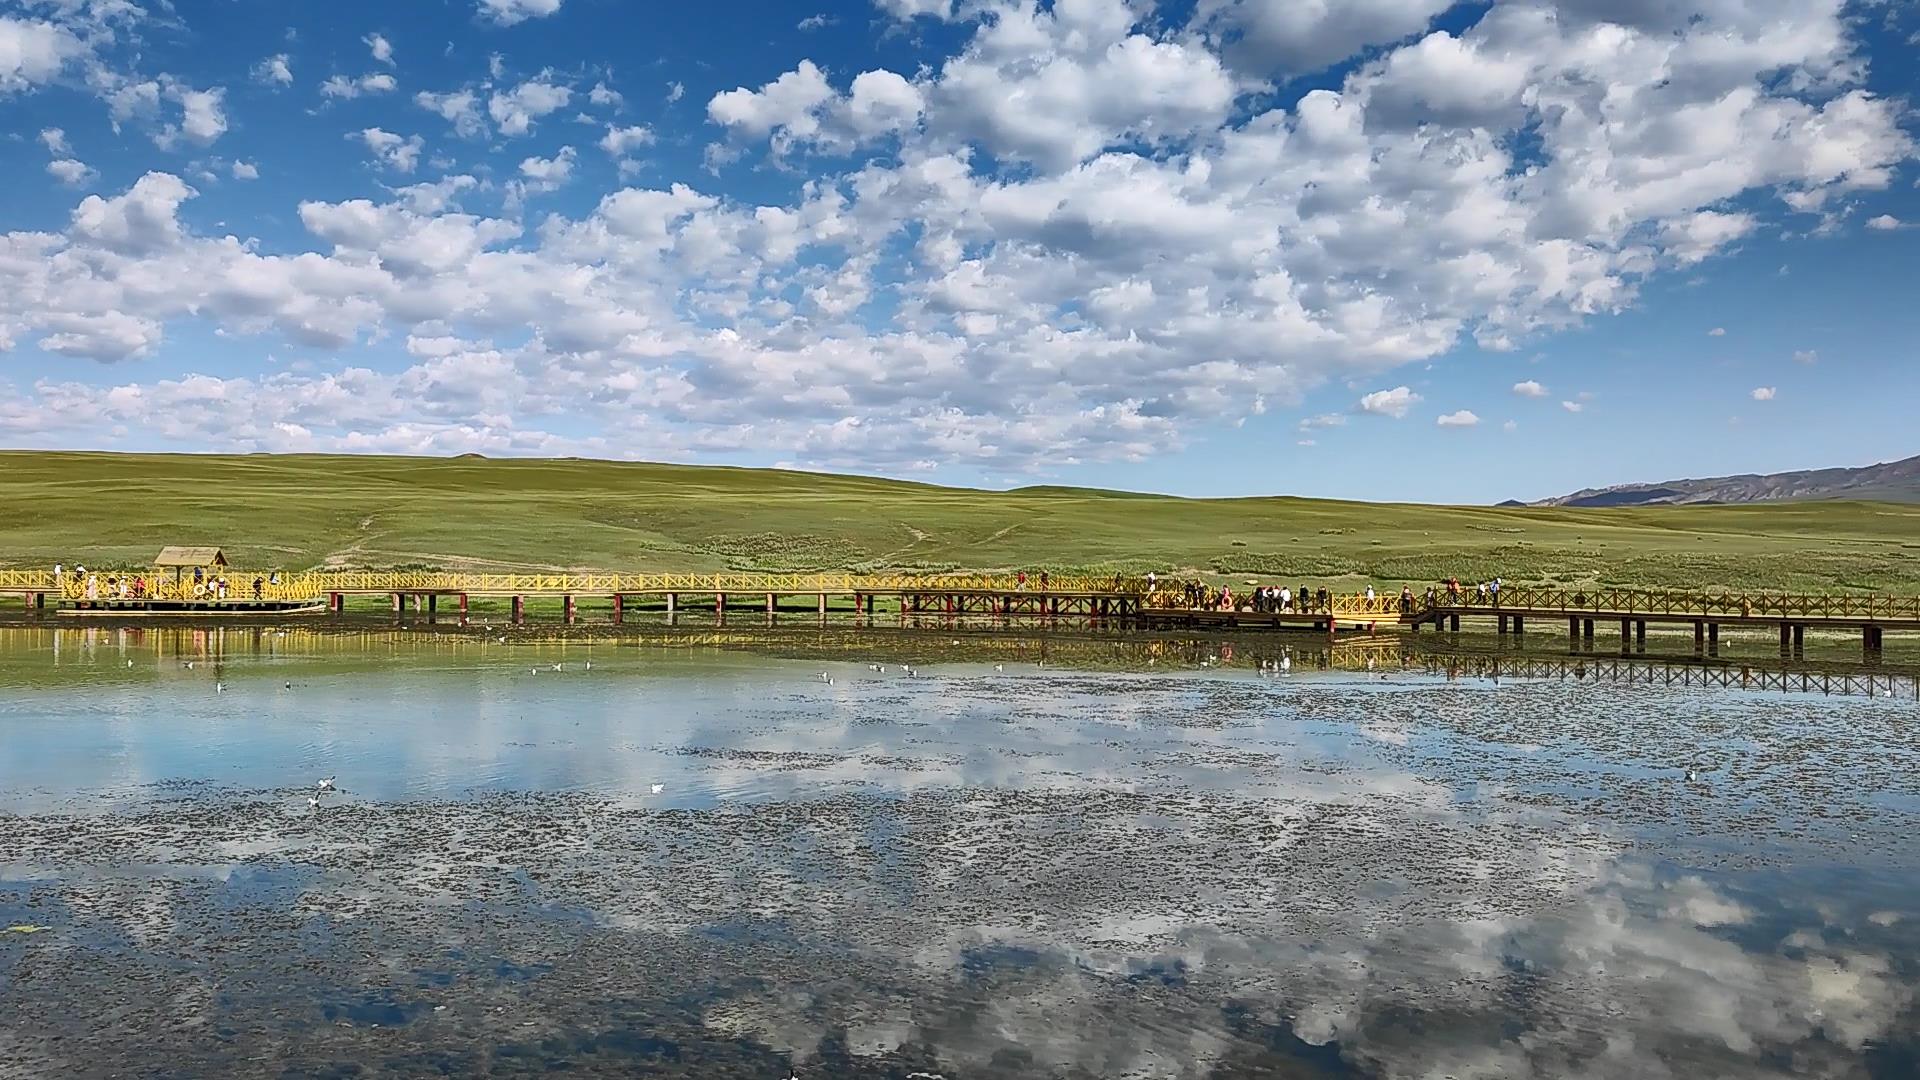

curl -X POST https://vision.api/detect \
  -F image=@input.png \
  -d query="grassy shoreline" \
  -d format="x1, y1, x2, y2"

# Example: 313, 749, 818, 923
4, 450, 1918, 593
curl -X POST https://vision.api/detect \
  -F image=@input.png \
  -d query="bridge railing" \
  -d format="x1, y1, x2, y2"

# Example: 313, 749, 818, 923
1428, 586, 1920, 621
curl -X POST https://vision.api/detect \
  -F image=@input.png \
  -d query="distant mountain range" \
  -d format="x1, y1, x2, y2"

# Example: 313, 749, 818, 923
1523, 454, 1920, 507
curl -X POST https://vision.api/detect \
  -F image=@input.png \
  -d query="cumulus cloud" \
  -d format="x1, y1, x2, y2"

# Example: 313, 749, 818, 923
231, 160, 260, 181
1750, 386, 1776, 401
415, 89, 485, 138
47, 158, 95, 186
1436, 409, 1479, 427
0, 15, 83, 93
516, 146, 576, 192
708, 61, 926, 156
599, 123, 653, 157
0, 0, 1910, 471
588, 81, 622, 108
322, 72, 397, 99
354, 128, 424, 173
1359, 386, 1420, 418
478, 0, 562, 26
1708, 327, 1726, 336
1866, 214, 1901, 230
1561, 400, 1584, 413
1193, 0, 1451, 76
1794, 349, 1819, 364
1512, 380, 1548, 398
253, 53, 292, 86
489, 78, 571, 136
365, 33, 394, 66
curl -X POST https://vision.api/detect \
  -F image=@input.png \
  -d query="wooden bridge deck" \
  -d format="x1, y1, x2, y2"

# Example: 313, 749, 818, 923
1, 572, 1915, 652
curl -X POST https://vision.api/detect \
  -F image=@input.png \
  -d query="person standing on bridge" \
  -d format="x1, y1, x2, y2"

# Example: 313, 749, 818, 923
1146, 571, 1156, 593
1317, 586, 1329, 612
1040, 571, 1049, 591
1017, 571, 1027, 591
1365, 584, 1376, 607
1400, 585, 1413, 614
1279, 586, 1291, 613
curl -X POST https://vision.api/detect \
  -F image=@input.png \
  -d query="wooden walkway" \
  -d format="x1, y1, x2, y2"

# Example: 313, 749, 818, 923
0, 570, 1914, 653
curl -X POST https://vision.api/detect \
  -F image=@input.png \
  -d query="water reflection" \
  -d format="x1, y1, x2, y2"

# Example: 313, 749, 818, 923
0, 626, 1916, 1077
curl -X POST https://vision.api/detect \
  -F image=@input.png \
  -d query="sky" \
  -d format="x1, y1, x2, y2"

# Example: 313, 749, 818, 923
0, 0, 1916, 504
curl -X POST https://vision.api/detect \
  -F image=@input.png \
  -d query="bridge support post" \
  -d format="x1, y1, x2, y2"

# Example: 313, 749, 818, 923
1636, 620, 1646, 650
1497, 615, 1508, 635
665, 592, 676, 615
1708, 623, 1719, 655
818, 593, 827, 618
612, 594, 623, 625
564, 595, 576, 624
1779, 623, 1792, 654
1569, 616, 1579, 644
1582, 619, 1594, 643
716, 592, 726, 617
1694, 621, 1705, 654
427, 594, 438, 616
1448, 614, 1460, 632
1865, 625, 1884, 657
1513, 615, 1524, 635
512, 595, 524, 624
329, 592, 344, 616
1792, 624, 1804, 656
392, 592, 404, 615
766, 592, 776, 616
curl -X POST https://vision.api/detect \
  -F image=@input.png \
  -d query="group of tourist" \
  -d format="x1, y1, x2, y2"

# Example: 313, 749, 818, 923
52, 563, 280, 602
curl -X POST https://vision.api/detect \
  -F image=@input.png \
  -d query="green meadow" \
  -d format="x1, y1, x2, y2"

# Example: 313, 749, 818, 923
4, 451, 1918, 593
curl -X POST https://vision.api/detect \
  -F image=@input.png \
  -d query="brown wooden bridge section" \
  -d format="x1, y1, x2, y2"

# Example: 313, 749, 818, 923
1405, 586, 1920, 657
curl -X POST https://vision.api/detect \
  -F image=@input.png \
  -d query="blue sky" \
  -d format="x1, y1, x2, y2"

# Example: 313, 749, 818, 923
0, 0, 1916, 504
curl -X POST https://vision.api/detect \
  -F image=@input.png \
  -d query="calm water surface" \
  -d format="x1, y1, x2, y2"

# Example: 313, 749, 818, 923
1, 624, 1917, 1078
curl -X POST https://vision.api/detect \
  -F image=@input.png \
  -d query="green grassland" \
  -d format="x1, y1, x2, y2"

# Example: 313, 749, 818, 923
4, 450, 1919, 593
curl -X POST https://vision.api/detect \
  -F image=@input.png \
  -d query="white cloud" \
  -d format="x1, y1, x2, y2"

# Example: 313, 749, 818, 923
1298, 413, 1346, 431
322, 72, 397, 99
1866, 214, 1901, 231
1561, 400, 1584, 413
1750, 386, 1776, 401
797, 13, 834, 31
1512, 380, 1548, 398
415, 89, 485, 138
1359, 386, 1420, 419
47, 158, 95, 186
588, 81, 622, 108
1194, 0, 1451, 76
1707, 327, 1726, 337
517, 146, 576, 192
1794, 349, 1818, 364
1436, 409, 1479, 427
365, 33, 394, 66
231, 160, 260, 181
163, 82, 227, 146
354, 128, 425, 173
489, 79, 571, 136
875, 0, 956, 19
0, 15, 83, 94
1502, 419, 1517, 432
599, 124, 653, 157
38, 126, 70, 155
478, 0, 563, 26
0, 0, 1911, 471
253, 53, 293, 86
665, 80, 684, 103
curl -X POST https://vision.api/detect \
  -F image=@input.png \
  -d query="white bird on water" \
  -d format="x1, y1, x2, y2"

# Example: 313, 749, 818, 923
307, 796, 321, 809
318, 776, 336, 791
551, 663, 563, 672
125, 659, 134, 668
215, 683, 226, 693
994, 663, 1004, 672
817, 671, 834, 685
584, 661, 592, 671
650, 783, 664, 795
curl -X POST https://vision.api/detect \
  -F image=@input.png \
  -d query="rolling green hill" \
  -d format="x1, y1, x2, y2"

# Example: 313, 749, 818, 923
4, 450, 1919, 592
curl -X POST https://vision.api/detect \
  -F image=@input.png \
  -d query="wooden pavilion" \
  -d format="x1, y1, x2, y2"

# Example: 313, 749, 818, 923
153, 546, 228, 586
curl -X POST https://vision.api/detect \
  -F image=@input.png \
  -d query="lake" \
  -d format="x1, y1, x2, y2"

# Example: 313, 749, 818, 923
2, 623, 1917, 1078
